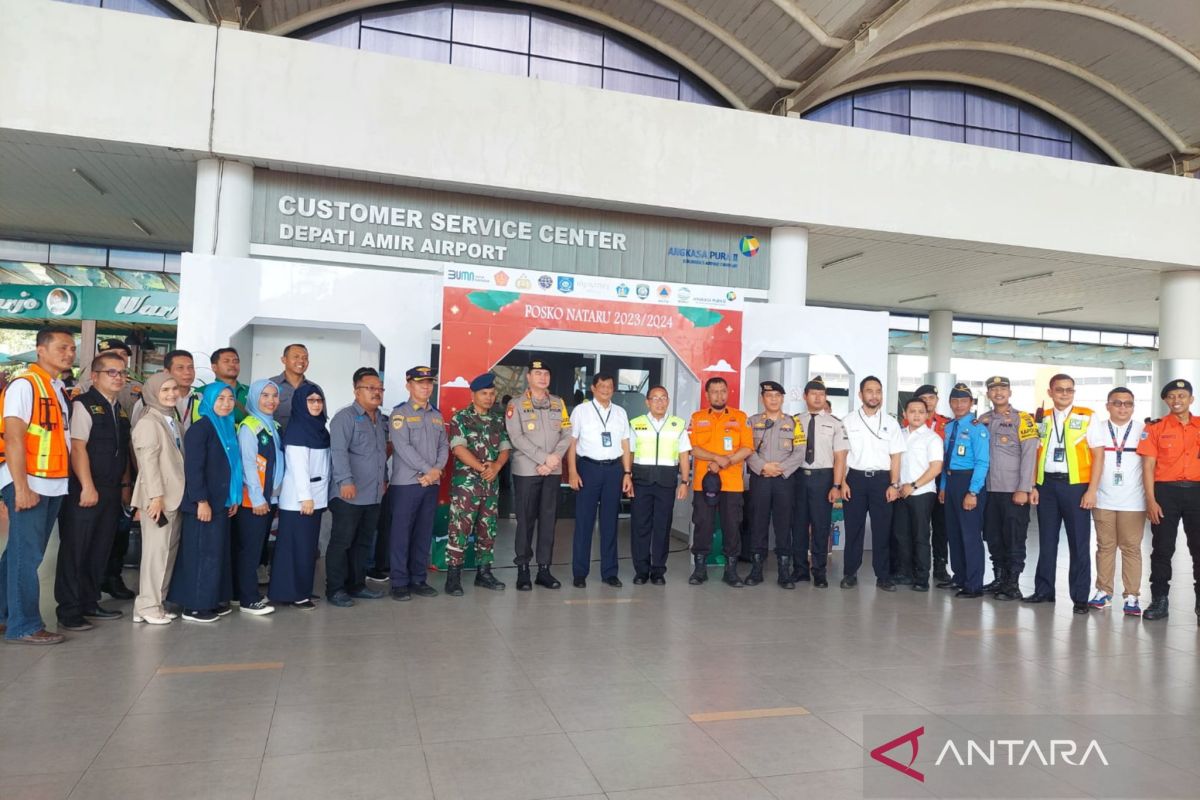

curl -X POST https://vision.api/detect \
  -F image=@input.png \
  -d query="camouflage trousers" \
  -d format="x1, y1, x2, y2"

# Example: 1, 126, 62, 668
447, 484, 499, 567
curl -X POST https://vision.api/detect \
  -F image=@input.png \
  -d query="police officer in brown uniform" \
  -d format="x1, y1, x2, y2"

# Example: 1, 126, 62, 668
790, 377, 849, 588
747, 381, 805, 588
505, 358, 572, 591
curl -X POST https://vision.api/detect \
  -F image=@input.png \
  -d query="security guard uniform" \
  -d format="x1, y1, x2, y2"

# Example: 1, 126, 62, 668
1137, 379, 1200, 621
975, 375, 1038, 600
55, 385, 131, 626
939, 384, 989, 596
504, 358, 572, 589
746, 381, 805, 587
629, 410, 689, 582
387, 367, 449, 595
1028, 397, 1093, 606
791, 379, 850, 585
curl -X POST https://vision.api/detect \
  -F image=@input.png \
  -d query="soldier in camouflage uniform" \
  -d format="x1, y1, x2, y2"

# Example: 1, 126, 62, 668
444, 372, 512, 596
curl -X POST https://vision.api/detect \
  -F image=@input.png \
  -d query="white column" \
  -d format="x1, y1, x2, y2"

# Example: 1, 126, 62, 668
924, 309, 955, 417
769, 226, 808, 306
781, 355, 810, 415
192, 158, 253, 258
1153, 271, 1200, 415
1112, 367, 1127, 388
886, 352, 899, 416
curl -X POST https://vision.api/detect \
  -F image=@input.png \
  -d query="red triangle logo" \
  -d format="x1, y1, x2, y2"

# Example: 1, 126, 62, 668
869, 726, 925, 782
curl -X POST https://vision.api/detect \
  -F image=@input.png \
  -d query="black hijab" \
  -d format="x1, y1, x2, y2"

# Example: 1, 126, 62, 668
282, 381, 330, 450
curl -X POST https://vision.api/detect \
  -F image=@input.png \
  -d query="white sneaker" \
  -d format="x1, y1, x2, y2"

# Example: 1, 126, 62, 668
133, 613, 172, 625
239, 600, 276, 616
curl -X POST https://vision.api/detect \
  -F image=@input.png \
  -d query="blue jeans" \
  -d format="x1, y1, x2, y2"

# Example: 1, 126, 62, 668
0, 484, 64, 639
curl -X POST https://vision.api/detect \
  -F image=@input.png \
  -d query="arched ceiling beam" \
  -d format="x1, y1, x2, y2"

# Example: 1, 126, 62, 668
765, 0, 849, 49
867, 41, 1198, 155
804, 70, 1132, 167
163, 0, 210, 23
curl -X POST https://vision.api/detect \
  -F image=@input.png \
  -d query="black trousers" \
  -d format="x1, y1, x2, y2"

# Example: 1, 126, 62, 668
104, 509, 131, 580
892, 492, 935, 582
232, 505, 274, 606
372, 490, 392, 572
631, 481, 674, 578
691, 490, 742, 558
1148, 482, 1200, 598
326, 498, 380, 597
748, 473, 793, 556
55, 485, 122, 620
842, 469, 893, 580
792, 468, 834, 578
513, 473, 559, 567
983, 491, 1031, 575
930, 498, 947, 566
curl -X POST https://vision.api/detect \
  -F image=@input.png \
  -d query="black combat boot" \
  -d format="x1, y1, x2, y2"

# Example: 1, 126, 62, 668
688, 554, 708, 585
722, 559, 744, 588
535, 565, 561, 589
982, 568, 1003, 593
932, 559, 951, 584
777, 555, 795, 589
1143, 595, 1169, 621
444, 567, 464, 597
474, 565, 505, 591
515, 565, 532, 591
744, 554, 764, 586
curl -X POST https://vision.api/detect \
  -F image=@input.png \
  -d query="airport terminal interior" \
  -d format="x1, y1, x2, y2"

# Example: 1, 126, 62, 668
2, 0, 1200, 798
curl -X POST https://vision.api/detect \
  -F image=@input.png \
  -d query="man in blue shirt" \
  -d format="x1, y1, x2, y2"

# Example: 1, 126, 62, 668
938, 383, 990, 598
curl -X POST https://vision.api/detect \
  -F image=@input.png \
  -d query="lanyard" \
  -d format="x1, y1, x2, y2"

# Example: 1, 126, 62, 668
1107, 421, 1133, 471
1051, 409, 1067, 445
591, 400, 612, 431
858, 409, 884, 440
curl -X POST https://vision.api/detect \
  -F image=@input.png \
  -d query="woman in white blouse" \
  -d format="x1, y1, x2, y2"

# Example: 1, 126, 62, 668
268, 382, 331, 609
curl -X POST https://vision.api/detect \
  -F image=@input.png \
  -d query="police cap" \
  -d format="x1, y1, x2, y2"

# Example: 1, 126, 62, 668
949, 383, 973, 400
985, 375, 1011, 389
405, 366, 436, 382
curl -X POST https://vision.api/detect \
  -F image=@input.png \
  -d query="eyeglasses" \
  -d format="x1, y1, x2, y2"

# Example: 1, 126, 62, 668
306, 397, 324, 404
95, 369, 128, 379
355, 385, 384, 393
1108, 401, 1134, 408
1051, 387, 1076, 394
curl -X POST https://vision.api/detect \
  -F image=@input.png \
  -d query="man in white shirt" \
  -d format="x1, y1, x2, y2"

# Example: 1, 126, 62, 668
567, 374, 633, 588
1081, 387, 1146, 615
893, 398, 944, 591
840, 375, 907, 591
0, 327, 76, 644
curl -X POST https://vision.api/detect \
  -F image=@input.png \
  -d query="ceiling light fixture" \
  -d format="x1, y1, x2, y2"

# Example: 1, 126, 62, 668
1037, 306, 1084, 315
999, 271, 1054, 286
131, 218, 153, 237
898, 293, 937, 304
72, 168, 106, 196
821, 252, 864, 269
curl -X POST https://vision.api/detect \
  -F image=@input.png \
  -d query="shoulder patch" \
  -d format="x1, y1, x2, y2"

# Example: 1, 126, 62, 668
392, 418, 403, 430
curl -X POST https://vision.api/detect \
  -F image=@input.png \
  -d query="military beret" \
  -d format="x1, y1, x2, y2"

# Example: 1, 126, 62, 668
913, 384, 938, 398
760, 381, 785, 394
1161, 379, 1193, 399
98, 338, 132, 356
949, 383, 973, 399
469, 373, 495, 392
527, 358, 550, 372
701, 471, 722, 506
405, 366, 436, 382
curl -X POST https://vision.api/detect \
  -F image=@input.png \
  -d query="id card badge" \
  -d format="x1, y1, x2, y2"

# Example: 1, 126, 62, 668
723, 435, 734, 452
1113, 472, 1123, 486
956, 444, 967, 457
1053, 447, 1066, 463
601, 431, 613, 448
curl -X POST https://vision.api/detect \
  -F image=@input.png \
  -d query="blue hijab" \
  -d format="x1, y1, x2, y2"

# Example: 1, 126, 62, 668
198, 383, 244, 508
247, 379, 284, 494
283, 381, 330, 450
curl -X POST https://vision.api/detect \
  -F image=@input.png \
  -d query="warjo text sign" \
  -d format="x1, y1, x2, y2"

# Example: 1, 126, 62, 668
0, 285, 179, 325
251, 171, 770, 290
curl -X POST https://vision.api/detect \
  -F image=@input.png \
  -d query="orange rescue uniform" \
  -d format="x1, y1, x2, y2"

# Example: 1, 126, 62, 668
688, 406, 752, 492
1136, 414, 1200, 482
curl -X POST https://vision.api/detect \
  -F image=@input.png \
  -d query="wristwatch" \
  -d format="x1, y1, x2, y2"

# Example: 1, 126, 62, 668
967, 490, 978, 497
910, 481, 919, 490
832, 483, 842, 489
891, 482, 902, 490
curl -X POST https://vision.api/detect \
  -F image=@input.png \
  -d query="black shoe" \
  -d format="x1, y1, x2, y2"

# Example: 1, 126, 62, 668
650, 575, 666, 586
722, 562, 743, 588
776, 555, 795, 589
1022, 593, 1054, 604
633, 574, 649, 585
840, 575, 858, 589
932, 562, 951, 584
994, 581, 1022, 601
1073, 601, 1090, 614
913, 582, 929, 592
603, 576, 622, 588
390, 586, 411, 601
535, 566, 561, 589
444, 567, 464, 597
1143, 596, 1169, 620
101, 578, 135, 600
58, 617, 93, 632
474, 565, 505, 591
892, 575, 914, 586
82, 606, 123, 620
876, 580, 897, 592
955, 589, 983, 599
935, 579, 959, 590
981, 578, 1002, 593
411, 583, 438, 598
365, 568, 389, 582
744, 555, 764, 586
794, 571, 811, 583
573, 576, 586, 588
516, 565, 533, 591
813, 574, 829, 588
215, 605, 233, 617
688, 554, 708, 585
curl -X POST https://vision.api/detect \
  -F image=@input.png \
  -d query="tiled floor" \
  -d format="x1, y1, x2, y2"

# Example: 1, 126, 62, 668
1, 518, 1198, 800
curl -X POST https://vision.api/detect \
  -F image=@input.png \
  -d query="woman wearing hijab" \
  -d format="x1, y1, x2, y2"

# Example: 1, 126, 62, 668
269, 382, 331, 609
130, 372, 186, 625
231, 380, 283, 616
170, 383, 242, 622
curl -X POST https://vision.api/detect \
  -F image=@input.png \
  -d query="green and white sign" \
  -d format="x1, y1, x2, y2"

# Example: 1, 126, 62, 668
250, 171, 770, 290
0, 285, 178, 325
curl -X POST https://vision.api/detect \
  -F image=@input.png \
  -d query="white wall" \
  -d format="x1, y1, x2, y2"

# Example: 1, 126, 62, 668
4, 0, 1198, 270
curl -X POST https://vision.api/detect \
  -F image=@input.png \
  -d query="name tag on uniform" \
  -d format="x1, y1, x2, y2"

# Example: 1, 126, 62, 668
601, 432, 612, 447
956, 444, 966, 457
723, 435, 733, 451
1113, 472, 1123, 486
1053, 447, 1066, 463
1069, 418, 1083, 430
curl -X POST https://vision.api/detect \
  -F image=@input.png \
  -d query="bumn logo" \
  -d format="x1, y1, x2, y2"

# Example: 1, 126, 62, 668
870, 726, 925, 783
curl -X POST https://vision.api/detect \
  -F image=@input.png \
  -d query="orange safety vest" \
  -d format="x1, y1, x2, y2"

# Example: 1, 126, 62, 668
1035, 405, 1093, 485
0, 364, 70, 479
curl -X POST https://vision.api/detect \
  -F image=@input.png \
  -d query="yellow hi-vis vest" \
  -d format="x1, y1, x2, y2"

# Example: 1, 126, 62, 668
630, 414, 686, 488
1035, 406, 1093, 485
